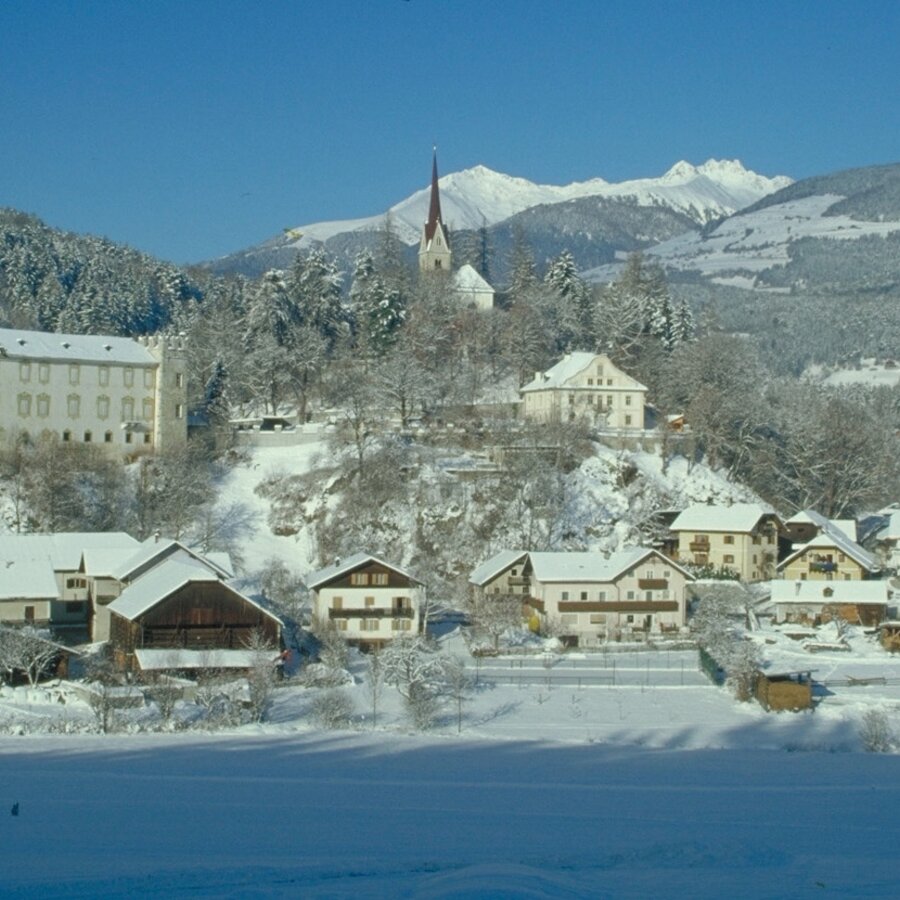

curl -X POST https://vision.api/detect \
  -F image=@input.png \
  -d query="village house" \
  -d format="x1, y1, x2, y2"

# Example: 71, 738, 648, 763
305, 553, 424, 649
520, 352, 648, 429
777, 511, 879, 581
0, 532, 140, 629
107, 555, 281, 673
873, 510, 900, 571
469, 547, 693, 647
669, 503, 782, 581
0, 532, 261, 674
85, 535, 234, 641
767, 579, 892, 627
0, 327, 187, 454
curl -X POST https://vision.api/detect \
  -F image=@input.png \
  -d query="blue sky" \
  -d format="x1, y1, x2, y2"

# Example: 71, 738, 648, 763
1, 0, 898, 263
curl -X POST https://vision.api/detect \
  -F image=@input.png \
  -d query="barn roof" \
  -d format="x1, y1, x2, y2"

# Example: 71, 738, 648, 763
777, 531, 879, 573
135, 648, 279, 671
108, 558, 280, 623
112, 537, 232, 582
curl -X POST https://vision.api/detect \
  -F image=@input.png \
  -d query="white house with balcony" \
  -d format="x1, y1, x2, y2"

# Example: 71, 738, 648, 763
470, 547, 692, 646
305, 553, 424, 649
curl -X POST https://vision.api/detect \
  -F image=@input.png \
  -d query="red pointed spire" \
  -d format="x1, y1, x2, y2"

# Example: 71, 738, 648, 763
424, 147, 443, 242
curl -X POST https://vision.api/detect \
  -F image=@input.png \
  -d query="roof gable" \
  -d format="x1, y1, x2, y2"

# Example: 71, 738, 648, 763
520, 353, 648, 393
305, 553, 421, 590
469, 550, 528, 586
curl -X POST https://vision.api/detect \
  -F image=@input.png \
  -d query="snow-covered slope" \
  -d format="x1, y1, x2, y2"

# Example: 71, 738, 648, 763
583, 162, 900, 289
210, 160, 791, 272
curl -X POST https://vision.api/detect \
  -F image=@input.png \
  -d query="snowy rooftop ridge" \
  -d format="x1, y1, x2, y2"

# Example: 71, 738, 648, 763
113, 537, 233, 583
0, 327, 156, 365
0, 532, 139, 573
670, 503, 778, 534
520, 352, 648, 393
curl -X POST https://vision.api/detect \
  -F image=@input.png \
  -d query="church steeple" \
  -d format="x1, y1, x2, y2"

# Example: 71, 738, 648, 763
419, 148, 452, 273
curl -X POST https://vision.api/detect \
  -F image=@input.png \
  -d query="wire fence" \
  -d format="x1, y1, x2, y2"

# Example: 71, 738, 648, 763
468, 649, 706, 688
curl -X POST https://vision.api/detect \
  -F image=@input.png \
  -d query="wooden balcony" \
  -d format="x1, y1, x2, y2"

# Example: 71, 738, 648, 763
689, 541, 710, 552
558, 601, 679, 613
329, 607, 415, 619
507, 576, 531, 586
638, 579, 668, 590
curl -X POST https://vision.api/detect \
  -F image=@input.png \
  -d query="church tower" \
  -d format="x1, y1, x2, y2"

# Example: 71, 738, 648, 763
418, 149, 452, 273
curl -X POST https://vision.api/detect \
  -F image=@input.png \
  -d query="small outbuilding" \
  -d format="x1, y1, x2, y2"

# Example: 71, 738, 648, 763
755, 670, 814, 712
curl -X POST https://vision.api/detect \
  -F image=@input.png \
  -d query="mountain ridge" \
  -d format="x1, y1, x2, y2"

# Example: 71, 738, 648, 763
204, 160, 792, 277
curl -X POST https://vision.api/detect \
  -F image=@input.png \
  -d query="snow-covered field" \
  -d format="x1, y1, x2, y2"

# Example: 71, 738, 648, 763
3, 727, 900, 898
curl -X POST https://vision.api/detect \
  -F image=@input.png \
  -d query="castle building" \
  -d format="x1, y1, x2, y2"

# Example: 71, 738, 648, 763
0, 327, 187, 454
418, 149, 452, 273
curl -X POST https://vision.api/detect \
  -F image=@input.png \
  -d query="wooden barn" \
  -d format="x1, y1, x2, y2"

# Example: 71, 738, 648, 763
107, 558, 282, 673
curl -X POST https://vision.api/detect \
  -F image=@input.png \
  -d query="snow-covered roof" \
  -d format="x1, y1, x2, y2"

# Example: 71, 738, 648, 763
521, 353, 647, 393
878, 511, 900, 541
469, 550, 528, 586
453, 263, 493, 293
785, 509, 857, 541
0, 327, 155, 365
135, 648, 278, 671
0, 554, 60, 600
670, 503, 777, 534
305, 552, 421, 589
529, 547, 691, 583
770, 580, 890, 605
0, 533, 139, 574
108, 557, 280, 623
112, 537, 232, 582
81, 547, 141, 577
777, 531, 879, 573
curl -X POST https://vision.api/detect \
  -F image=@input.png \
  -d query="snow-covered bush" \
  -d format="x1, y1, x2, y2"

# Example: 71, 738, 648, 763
859, 709, 893, 753
312, 688, 355, 729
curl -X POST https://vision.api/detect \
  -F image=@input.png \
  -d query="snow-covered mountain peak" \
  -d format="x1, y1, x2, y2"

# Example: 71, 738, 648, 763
661, 160, 700, 183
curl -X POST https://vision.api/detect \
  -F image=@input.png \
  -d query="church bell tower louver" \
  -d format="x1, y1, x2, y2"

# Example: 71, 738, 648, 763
418, 148, 452, 273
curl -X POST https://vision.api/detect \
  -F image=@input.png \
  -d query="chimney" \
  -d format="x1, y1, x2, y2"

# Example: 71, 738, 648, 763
154, 530, 161, 544
334, 556, 341, 567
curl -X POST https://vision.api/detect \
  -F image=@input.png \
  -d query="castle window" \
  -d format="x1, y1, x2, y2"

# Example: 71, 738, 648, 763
122, 397, 134, 421
625, 395, 632, 406
625, 415, 632, 425
142, 398, 154, 421
62, 429, 71, 442
123, 367, 134, 388
175, 373, 184, 388
69, 365, 79, 385
98, 366, 109, 387
125, 432, 133, 444
19, 362, 31, 382
144, 369, 155, 389
104, 431, 113, 443
83, 430, 92, 443
17, 394, 31, 417
143, 433, 152, 444
434, 260, 442, 269
38, 364, 49, 383
67, 394, 80, 419
175, 404, 185, 419
36, 394, 50, 418
97, 396, 110, 419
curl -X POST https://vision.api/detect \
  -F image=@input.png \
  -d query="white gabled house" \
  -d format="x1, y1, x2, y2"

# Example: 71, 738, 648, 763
306, 553, 424, 649
470, 547, 693, 647
669, 503, 782, 581
453, 263, 495, 311
520, 352, 648, 429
